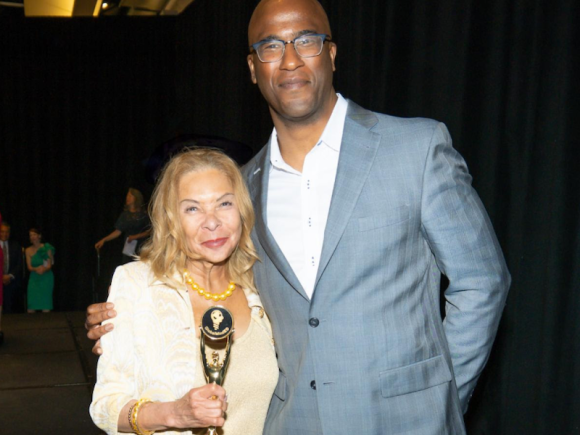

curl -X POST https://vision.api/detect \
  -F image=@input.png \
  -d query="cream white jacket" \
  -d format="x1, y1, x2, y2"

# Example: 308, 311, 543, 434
90, 261, 275, 435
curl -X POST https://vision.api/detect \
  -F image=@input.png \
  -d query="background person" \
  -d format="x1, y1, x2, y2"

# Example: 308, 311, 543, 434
95, 188, 151, 263
25, 227, 55, 313
0, 212, 3, 344
1, 222, 24, 313
90, 149, 277, 435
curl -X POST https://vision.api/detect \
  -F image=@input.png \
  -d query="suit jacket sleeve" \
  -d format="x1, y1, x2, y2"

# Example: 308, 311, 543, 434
420, 123, 511, 412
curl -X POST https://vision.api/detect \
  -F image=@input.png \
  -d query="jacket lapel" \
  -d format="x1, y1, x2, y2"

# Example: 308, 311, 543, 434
314, 101, 381, 288
246, 143, 309, 301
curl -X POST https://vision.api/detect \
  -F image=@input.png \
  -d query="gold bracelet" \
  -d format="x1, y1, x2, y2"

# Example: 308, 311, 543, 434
127, 402, 137, 430
130, 398, 155, 435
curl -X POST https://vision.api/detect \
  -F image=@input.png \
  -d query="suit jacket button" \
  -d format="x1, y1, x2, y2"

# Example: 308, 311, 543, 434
310, 380, 316, 390
309, 318, 319, 327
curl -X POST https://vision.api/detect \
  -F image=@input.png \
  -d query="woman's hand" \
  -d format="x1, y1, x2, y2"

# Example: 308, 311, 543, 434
169, 384, 227, 429
35, 265, 46, 275
116, 385, 227, 433
95, 239, 105, 250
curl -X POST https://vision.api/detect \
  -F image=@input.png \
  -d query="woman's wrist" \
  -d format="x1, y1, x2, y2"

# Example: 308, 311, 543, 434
136, 401, 175, 432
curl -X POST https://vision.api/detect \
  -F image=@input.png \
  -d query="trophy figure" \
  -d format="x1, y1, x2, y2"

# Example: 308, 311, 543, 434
199, 306, 234, 435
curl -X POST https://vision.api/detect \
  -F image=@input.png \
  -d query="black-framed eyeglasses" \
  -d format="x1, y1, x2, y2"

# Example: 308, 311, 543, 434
250, 33, 331, 63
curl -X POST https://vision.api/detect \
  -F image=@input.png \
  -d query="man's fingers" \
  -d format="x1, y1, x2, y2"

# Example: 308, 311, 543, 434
85, 302, 113, 329
85, 308, 117, 330
92, 339, 103, 356
87, 302, 114, 314
87, 323, 114, 340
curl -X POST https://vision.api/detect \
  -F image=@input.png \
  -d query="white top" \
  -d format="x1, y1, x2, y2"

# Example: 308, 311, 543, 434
90, 261, 277, 435
267, 94, 348, 298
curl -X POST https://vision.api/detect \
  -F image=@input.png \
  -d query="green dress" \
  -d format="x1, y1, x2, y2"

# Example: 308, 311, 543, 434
27, 243, 55, 310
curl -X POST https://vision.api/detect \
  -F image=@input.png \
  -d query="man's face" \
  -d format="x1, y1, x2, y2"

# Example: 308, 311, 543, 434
247, 0, 337, 124
0, 225, 9, 242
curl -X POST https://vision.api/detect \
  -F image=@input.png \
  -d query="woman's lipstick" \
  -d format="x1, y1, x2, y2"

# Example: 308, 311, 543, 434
202, 237, 228, 249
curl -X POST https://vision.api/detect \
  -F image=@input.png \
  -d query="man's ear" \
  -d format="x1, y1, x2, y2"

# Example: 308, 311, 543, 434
329, 42, 337, 72
247, 54, 257, 84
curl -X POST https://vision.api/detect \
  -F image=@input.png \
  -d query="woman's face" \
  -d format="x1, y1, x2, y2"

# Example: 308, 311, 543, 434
126, 191, 135, 206
29, 231, 41, 244
178, 169, 242, 266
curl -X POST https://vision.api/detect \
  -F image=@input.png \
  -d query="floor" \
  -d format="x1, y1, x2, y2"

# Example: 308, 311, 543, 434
0, 312, 105, 434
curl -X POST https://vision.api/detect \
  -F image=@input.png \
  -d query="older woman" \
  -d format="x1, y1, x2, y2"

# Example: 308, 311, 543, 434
90, 149, 278, 435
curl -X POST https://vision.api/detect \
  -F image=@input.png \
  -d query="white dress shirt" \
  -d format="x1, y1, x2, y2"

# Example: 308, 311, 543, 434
267, 94, 348, 298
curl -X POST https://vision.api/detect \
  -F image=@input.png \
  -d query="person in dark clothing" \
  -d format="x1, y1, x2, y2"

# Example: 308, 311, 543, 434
1, 222, 24, 313
95, 188, 151, 263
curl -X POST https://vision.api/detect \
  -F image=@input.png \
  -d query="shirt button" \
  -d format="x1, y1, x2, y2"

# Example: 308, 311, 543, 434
310, 380, 317, 390
309, 318, 319, 328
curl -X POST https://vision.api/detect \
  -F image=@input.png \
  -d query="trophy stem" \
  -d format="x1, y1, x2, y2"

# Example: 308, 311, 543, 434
200, 306, 234, 435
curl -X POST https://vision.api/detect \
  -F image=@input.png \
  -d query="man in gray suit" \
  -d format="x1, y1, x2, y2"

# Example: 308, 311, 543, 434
242, 1, 509, 432
87, 0, 510, 433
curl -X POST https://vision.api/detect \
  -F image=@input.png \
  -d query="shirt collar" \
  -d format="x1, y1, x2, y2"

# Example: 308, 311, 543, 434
318, 93, 348, 152
269, 93, 348, 172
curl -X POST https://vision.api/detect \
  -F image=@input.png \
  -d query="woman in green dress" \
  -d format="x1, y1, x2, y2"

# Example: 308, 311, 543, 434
26, 228, 55, 312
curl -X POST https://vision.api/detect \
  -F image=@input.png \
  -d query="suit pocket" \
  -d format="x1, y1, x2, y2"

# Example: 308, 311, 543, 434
379, 354, 452, 398
358, 204, 410, 232
273, 370, 287, 401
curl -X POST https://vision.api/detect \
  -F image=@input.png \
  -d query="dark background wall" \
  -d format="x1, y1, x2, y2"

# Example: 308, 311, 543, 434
0, 0, 578, 433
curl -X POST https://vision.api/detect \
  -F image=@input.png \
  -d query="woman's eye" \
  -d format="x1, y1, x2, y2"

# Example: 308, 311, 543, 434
221, 201, 233, 207
186, 206, 198, 212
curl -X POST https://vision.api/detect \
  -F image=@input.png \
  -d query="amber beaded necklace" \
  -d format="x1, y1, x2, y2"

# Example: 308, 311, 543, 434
183, 271, 236, 302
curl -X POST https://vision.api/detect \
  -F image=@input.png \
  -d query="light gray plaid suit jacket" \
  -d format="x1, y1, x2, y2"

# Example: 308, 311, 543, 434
242, 101, 511, 435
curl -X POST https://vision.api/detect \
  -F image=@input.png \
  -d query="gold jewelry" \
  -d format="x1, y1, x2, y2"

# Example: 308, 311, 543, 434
127, 402, 137, 430
184, 271, 236, 302
130, 398, 155, 435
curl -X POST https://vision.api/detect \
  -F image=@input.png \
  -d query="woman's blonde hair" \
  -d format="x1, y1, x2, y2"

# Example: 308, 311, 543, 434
140, 148, 259, 293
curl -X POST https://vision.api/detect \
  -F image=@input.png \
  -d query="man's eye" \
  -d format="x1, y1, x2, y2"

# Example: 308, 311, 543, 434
296, 37, 315, 47
261, 42, 282, 51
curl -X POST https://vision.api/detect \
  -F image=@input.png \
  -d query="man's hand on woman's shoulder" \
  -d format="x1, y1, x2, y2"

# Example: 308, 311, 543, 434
85, 302, 117, 355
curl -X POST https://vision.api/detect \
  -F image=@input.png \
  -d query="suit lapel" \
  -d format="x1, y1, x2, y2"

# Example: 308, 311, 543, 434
314, 102, 381, 288
247, 143, 309, 301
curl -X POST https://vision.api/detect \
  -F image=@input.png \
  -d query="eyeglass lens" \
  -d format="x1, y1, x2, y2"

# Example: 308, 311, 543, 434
257, 35, 325, 62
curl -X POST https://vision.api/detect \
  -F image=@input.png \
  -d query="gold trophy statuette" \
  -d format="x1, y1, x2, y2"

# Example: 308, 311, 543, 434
199, 306, 234, 435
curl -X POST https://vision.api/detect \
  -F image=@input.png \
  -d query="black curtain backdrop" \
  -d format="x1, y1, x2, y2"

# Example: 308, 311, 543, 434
1, 0, 578, 433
